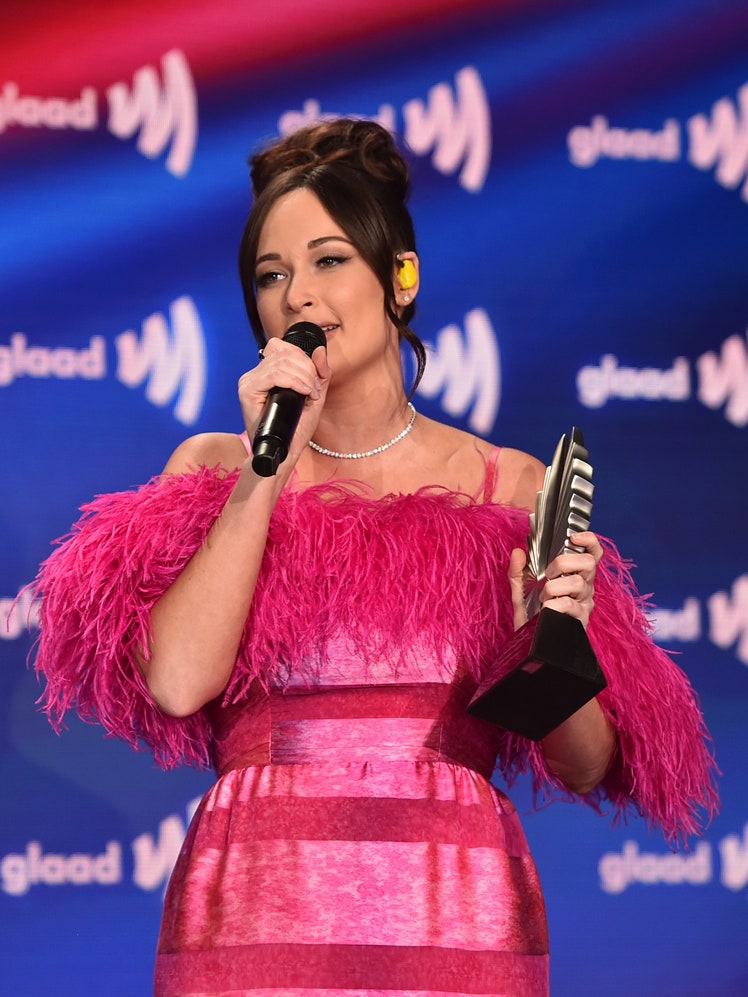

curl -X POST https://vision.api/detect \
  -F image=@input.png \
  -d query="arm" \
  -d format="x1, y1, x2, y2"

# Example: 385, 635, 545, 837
538, 697, 617, 795
138, 451, 284, 717
138, 340, 331, 718
491, 449, 715, 839
508, 537, 617, 794
502, 448, 617, 794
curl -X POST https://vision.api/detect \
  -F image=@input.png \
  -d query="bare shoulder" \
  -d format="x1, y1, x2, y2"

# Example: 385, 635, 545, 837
161, 432, 248, 475
425, 417, 544, 510
410, 418, 502, 496
493, 447, 546, 511
417, 418, 546, 509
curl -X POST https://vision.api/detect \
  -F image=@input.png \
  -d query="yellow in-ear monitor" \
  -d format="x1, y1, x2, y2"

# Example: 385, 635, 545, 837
398, 259, 417, 289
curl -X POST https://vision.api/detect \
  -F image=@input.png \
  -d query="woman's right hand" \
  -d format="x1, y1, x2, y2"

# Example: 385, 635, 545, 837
238, 337, 331, 476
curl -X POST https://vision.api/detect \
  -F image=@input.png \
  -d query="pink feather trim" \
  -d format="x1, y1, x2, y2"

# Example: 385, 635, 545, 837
498, 538, 719, 845
30, 466, 718, 843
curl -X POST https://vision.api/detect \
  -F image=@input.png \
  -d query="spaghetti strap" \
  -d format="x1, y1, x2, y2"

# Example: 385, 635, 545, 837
482, 446, 501, 503
238, 431, 252, 456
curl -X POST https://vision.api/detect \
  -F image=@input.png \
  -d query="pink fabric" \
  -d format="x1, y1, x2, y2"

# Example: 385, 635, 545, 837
156, 675, 549, 996
28, 450, 719, 994
30, 462, 718, 843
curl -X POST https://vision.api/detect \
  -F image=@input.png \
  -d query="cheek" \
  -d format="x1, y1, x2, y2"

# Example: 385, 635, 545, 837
351, 282, 389, 321
256, 297, 282, 338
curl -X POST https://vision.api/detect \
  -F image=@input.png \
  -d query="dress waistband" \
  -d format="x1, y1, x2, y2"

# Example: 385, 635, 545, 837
208, 683, 502, 780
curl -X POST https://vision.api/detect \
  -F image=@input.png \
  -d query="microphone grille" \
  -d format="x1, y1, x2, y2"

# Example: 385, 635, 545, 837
283, 322, 327, 357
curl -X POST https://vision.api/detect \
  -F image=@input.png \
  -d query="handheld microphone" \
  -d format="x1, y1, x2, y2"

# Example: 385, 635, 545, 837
251, 321, 327, 477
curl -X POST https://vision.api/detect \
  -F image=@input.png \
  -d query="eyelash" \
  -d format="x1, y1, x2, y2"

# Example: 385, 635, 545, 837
317, 254, 349, 268
255, 271, 283, 289
255, 254, 351, 288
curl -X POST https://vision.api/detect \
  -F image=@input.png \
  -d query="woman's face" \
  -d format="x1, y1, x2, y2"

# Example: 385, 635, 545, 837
254, 187, 398, 379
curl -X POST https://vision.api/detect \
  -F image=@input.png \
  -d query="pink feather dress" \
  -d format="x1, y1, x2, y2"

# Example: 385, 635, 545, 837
31, 448, 717, 997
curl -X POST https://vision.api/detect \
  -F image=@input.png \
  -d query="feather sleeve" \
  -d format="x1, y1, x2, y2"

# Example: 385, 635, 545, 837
29, 467, 719, 844
30, 466, 241, 769
497, 536, 719, 846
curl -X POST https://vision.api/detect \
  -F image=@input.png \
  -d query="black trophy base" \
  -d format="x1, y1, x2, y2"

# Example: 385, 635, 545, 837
468, 608, 607, 741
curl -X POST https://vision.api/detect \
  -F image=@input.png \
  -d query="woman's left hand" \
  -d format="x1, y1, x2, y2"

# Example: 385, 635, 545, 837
509, 531, 603, 631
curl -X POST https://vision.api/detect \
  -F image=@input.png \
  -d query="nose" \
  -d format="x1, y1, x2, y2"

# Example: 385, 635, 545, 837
284, 272, 317, 313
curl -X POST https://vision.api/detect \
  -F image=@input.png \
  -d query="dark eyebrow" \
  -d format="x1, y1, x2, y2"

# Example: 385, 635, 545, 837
308, 236, 354, 249
255, 236, 353, 269
254, 252, 281, 267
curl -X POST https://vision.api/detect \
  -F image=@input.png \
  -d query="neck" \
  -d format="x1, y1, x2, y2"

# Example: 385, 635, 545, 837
312, 387, 413, 455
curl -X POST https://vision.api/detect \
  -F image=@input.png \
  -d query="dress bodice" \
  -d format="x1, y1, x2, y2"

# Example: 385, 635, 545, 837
33, 458, 718, 844
207, 642, 504, 781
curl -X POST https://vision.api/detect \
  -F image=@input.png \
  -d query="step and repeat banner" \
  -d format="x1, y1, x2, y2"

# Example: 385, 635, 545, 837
2, 0, 747, 993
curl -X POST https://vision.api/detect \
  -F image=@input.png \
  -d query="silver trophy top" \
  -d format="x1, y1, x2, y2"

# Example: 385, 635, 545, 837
525, 427, 594, 617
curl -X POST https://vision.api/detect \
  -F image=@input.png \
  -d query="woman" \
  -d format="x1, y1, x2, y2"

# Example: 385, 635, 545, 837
33, 120, 717, 997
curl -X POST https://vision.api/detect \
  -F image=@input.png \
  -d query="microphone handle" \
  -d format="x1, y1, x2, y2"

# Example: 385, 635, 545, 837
250, 321, 327, 478
252, 386, 305, 477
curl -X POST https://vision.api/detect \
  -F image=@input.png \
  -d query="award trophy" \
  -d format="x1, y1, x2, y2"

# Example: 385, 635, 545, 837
468, 427, 607, 740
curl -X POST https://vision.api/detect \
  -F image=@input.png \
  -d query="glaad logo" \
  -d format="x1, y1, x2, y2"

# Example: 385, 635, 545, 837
650, 573, 748, 667
0, 333, 106, 387
695, 331, 748, 427
0, 296, 207, 425
599, 822, 748, 896
567, 116, 681, 169
115, 296, 207, 425
132, 796, 201, 894
720, 822, 748, 893
577, 330, 748, 427
106, 49, 197, 178
0, 83, 97, 134
278, 66, 491, 193
0, 797, 201, 896
1, 586, 39, 641
598, 840, 712, 894
708, 575, 748, 665
568, 82, 748, 203
688, 83, 748, 202
0, 50, 196, 177
1, 842, 122, 896
417, 308, 500, 434
402, 66, 490, 193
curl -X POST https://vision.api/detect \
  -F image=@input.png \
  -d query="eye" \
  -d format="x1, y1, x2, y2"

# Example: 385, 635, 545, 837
317, 254, 350, 269
255, 269, 285, 289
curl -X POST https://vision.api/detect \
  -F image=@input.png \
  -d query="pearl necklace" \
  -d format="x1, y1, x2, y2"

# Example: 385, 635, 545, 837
308, 403, 417, 459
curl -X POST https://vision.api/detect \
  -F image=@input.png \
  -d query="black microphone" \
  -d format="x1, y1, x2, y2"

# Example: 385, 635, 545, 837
251, 321, 327, 477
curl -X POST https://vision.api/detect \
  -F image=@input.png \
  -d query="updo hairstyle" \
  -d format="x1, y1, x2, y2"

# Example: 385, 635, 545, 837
238, 118, 426, 392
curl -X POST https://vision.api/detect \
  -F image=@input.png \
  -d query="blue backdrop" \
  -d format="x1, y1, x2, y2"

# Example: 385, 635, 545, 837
2, 1, 746, 993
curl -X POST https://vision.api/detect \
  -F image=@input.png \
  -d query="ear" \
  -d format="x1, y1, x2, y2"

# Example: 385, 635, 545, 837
394, 252, 420, 306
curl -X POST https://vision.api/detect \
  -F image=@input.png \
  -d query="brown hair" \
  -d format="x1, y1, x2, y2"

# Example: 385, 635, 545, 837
238, 118, 426, 392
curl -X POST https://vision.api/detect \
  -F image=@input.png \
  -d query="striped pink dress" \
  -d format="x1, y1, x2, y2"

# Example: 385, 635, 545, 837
155, 651, 549, 995
31, 453, 718, 997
